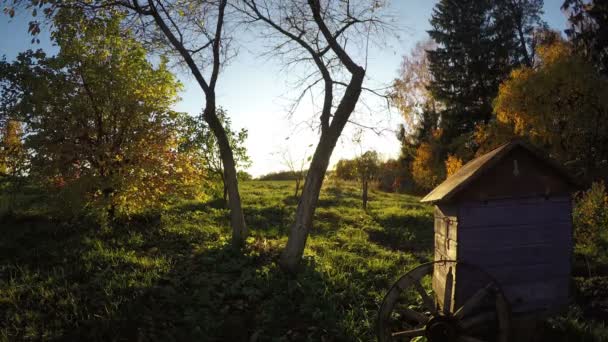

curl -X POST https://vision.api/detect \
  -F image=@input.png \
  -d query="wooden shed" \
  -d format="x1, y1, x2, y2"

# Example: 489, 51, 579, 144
421, 141, 577, 316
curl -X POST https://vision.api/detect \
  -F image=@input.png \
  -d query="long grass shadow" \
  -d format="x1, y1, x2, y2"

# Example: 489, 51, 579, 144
367, 211, 434, 253
243, 205, 291, 236
0, 211, 213, 341
0, 207, 352, 341
318, 185, 361, 208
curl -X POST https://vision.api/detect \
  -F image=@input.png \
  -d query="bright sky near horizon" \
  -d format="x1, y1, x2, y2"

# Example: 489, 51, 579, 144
0, 0, 568, 177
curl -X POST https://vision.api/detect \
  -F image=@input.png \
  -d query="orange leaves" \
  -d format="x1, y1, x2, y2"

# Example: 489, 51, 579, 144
444, 155, 463, 177
411, 142, 444, 190
488, 38, 608, 179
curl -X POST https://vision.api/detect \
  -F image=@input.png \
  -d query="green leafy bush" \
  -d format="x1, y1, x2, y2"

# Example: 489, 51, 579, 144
573, 181, 608, 269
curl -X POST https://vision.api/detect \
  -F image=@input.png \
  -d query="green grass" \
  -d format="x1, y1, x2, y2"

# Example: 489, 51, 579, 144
1, 180, 607, 341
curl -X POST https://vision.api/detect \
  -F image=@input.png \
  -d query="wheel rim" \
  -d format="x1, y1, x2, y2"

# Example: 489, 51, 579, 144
377, 260, 511, 342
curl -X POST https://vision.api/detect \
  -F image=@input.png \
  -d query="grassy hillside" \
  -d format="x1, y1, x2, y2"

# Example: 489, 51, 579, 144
0, 181, 606, 341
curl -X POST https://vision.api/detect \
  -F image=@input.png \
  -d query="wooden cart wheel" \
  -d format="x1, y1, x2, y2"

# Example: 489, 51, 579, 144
377, 260, 510, 342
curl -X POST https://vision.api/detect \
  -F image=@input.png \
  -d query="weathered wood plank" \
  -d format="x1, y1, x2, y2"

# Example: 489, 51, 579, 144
434, 216, 458, 241
433, 263, 456, 312
486, 263, 571, 286
435, 204, 459, 221
459, 243, 569, 267
459, 198, 572, 228
453, 276, 570, 315
458, 222, 572, 249
502, 278, 570, 313
435, 234, 458, 259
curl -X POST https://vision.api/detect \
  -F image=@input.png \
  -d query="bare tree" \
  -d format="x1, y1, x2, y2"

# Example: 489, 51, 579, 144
3, 0, 249, 246
119, 0, 249, 247
278, 144, 312, 198
238, 0, 392, 271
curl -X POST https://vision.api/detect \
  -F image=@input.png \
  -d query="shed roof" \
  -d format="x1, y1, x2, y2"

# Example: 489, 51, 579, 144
420, 141, 577, 203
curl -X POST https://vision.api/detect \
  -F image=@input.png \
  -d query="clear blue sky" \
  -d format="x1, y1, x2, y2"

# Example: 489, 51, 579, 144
0, 0, 568, 177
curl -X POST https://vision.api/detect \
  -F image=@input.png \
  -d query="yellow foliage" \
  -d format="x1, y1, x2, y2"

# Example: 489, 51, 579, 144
0, 120, 26, 177
6, 13, 208, 218
491, 38, 608, 179
573, 182, 608, 257
444, 154, 463, 177
411, 142, 445, 190
535, 39, 572, 66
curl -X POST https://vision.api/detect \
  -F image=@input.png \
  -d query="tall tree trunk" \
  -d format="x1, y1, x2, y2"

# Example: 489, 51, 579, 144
280, 70, 364, 271
280, 133, 336, 270
221, 172, 228, 203
294, 178, 301, 198
140, 0, 247, 245
204, 101, 247, 246
362, 178, 368, 210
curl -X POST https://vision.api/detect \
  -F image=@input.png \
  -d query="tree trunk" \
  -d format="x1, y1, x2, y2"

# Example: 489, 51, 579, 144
203, 101, 247, 247
294, 178, 301, 198
362, 178, 368, 211
280, 133, 336, 271
141, 0, 244, 243
280, 70, 364, 272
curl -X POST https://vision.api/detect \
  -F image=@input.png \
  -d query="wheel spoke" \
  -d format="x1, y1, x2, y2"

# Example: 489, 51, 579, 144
396, 307, 429, 324
458, 335, 487, 342
410, 277, 438, 316
496, 293, 510, 342
454, 283, 493, 319
392, 327, 425, 337
459, 311, 496, 330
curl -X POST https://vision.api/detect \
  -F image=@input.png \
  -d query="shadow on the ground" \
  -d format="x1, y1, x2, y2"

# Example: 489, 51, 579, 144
3, 192, 604, 341
0, 206, 349, 341
367, 211, 434, 254
243, 205, 292, 236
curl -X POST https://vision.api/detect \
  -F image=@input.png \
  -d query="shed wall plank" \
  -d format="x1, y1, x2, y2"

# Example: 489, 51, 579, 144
459, 243, 569, 267
458, 222, 571, 249
459, 198, 571, 228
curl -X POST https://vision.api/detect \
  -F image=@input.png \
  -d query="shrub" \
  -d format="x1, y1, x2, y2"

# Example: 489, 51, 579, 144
573, 181, 608, 270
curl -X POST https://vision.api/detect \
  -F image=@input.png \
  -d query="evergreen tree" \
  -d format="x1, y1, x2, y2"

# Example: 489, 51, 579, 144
427, 0, 545, 156
563, 0, 608, 76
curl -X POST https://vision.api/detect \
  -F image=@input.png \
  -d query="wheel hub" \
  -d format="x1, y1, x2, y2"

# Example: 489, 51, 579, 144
425, 316, 458, 342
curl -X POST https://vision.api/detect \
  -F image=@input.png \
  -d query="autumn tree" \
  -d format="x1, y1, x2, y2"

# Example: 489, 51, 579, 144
490, 39, 608, 181
0, 11, 205, 219
444, 154, 463, 177
573, 182, 608, 272
392, 39, 439, 137
411, 139, 445, 191
392, 40, 441, 191
3, 0, 249, 246
238, 0, 391, 271
0, 120, 26, 179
